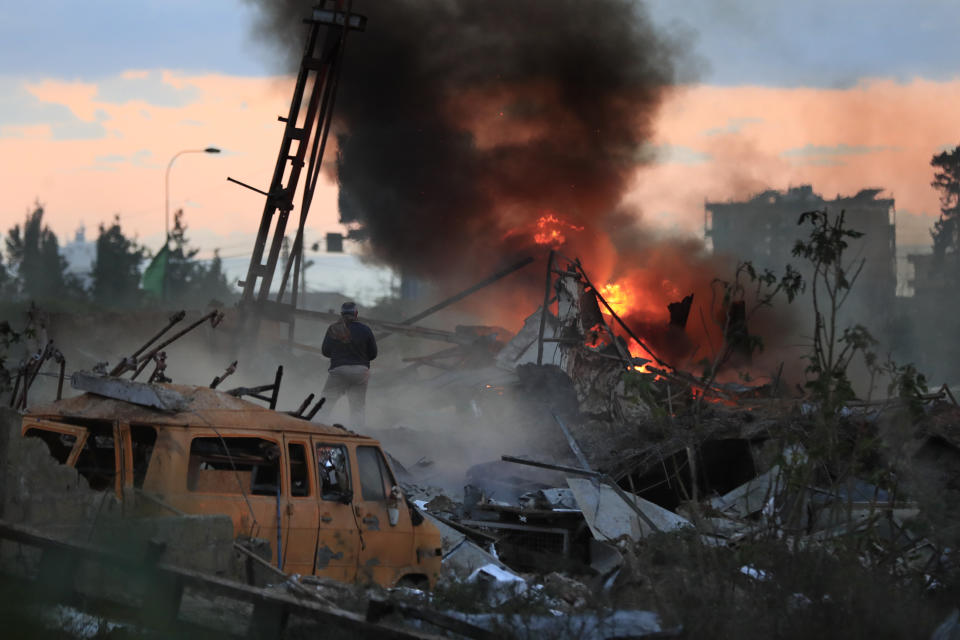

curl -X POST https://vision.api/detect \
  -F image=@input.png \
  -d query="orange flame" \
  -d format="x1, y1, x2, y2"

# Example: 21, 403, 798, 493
594, 280, 662, 376
533, 213, 584, 246
599, 282, 631, 317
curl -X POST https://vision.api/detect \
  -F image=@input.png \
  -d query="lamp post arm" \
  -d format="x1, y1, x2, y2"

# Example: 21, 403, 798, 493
165, 148, 218, 240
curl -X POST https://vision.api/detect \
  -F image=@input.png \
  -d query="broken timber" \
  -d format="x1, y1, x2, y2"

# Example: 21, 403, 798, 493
0, 518, 439, 640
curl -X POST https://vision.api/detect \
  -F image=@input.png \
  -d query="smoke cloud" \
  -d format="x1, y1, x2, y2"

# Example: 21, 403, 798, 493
245, 1, 778, 369
248, 1, 687, 275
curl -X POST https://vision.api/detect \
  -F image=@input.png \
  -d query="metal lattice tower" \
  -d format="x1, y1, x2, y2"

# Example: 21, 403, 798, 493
237, 3, 365, 313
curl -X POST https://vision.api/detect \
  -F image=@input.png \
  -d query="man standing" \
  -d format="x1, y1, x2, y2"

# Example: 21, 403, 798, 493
321, 301, 377, 427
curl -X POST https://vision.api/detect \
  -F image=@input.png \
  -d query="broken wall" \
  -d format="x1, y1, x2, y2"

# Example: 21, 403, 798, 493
0, 407, 235, 577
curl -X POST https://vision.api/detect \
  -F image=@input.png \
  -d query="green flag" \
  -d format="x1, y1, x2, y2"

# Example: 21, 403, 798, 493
141, 244, 169, 297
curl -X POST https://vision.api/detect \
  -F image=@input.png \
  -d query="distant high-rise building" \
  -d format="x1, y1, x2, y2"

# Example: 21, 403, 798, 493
705, 185, 897, 321
61, 225, 96, 288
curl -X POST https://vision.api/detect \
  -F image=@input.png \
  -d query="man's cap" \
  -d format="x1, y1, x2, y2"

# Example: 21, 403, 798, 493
341, 301, 358, 316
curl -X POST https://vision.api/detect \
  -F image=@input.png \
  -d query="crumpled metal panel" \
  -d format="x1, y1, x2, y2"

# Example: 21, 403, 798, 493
26, 380, 357, 436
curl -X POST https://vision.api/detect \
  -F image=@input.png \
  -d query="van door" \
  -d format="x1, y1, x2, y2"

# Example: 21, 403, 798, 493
353, 445, 413, 586
177, 435, 282, 566
310, 438, 359, 582
22, 419, 86, 466
280, 436, 320, 575
24, 419, 122, 499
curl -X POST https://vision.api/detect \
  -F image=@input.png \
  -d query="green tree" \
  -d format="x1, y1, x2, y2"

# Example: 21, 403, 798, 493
0, 251, 13, 299
91, 215, 146, 308
160, 209, 235, 307
164, 209, 202, 305
4, 203, 77, 301
194, 249, 234, 306
930, 145, 960, 263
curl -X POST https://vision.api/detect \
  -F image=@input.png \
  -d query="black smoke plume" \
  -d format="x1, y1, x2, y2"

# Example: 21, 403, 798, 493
246, 0, 687, 291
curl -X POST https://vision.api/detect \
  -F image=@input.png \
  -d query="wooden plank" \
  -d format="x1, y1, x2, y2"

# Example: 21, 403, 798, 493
0, 519, 440, 640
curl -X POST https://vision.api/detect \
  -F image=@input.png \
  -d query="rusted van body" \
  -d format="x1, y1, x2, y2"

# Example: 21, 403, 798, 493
20, 384, 442, 588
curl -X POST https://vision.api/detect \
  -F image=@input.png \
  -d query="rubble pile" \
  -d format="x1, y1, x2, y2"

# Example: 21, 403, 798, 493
0, 253, 959, 638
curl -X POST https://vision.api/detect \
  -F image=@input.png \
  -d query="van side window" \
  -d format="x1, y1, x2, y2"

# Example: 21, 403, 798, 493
74, 423, 116, 492
188, 437, 281, 496
356, 446, 394, 502
25, 428, 76, 464
130, 425, 157, 489
316, 444, 350, 502
288, 443, 310, 497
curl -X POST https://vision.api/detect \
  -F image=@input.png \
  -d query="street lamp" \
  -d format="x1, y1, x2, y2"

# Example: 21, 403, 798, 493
165, 147, 220, 240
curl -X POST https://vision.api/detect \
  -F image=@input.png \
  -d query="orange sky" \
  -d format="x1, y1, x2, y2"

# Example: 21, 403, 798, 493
631, 78, 960, 244
1, 73, 958, 254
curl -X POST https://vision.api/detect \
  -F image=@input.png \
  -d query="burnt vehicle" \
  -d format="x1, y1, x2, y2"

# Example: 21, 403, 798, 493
20, 384, 442, 588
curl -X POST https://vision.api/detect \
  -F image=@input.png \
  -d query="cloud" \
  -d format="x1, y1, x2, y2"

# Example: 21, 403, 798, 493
94, 71, 199, 107
647, 0, 960, 87
0, 77, 108, 140
52, 120, 108, 140
703, 116, 763, 136
90, 149, 157, 170
650, 143, 713, 165
780, 143, 899, 167
0, 1, 271, 78
0, 77, 72, 126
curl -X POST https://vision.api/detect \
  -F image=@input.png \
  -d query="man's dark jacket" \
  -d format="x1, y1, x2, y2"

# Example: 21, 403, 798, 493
321, 319, 378, 370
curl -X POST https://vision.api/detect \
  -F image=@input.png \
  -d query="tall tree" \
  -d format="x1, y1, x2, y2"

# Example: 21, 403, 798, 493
164, 209, 202, 304
194, 249, 234, 306
930, 145, 960, 263
92, 216, 146, 308
155, 210, 235, 308
0, 250, 12, 298
5, 203, 74, 301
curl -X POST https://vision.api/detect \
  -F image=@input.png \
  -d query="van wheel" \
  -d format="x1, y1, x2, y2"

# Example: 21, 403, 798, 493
396, 574, 429, 590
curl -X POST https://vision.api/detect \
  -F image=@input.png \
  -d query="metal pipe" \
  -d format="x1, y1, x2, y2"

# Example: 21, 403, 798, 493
305, 397, 325, 420
111, 310, 186, 376
166, 149, 220, 240
537, 251, 554, 365
396, 256, 536, 333
210, 360, 238, 389
295, 393, 315, 416
552, 411, 591, 471
55, 352, 65, 401
576, 262, 669, 369
132, 310, 222, 380
269, 366, 284, 410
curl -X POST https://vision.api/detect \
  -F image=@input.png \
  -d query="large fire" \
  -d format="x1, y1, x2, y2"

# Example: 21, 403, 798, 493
599, 282, 631, 317
533, 213, 585, 247
520, 214, 665, 365
508, 209, 749, 384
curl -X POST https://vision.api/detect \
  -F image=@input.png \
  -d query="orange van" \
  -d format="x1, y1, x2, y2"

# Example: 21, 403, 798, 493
20, 384, 442, 588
